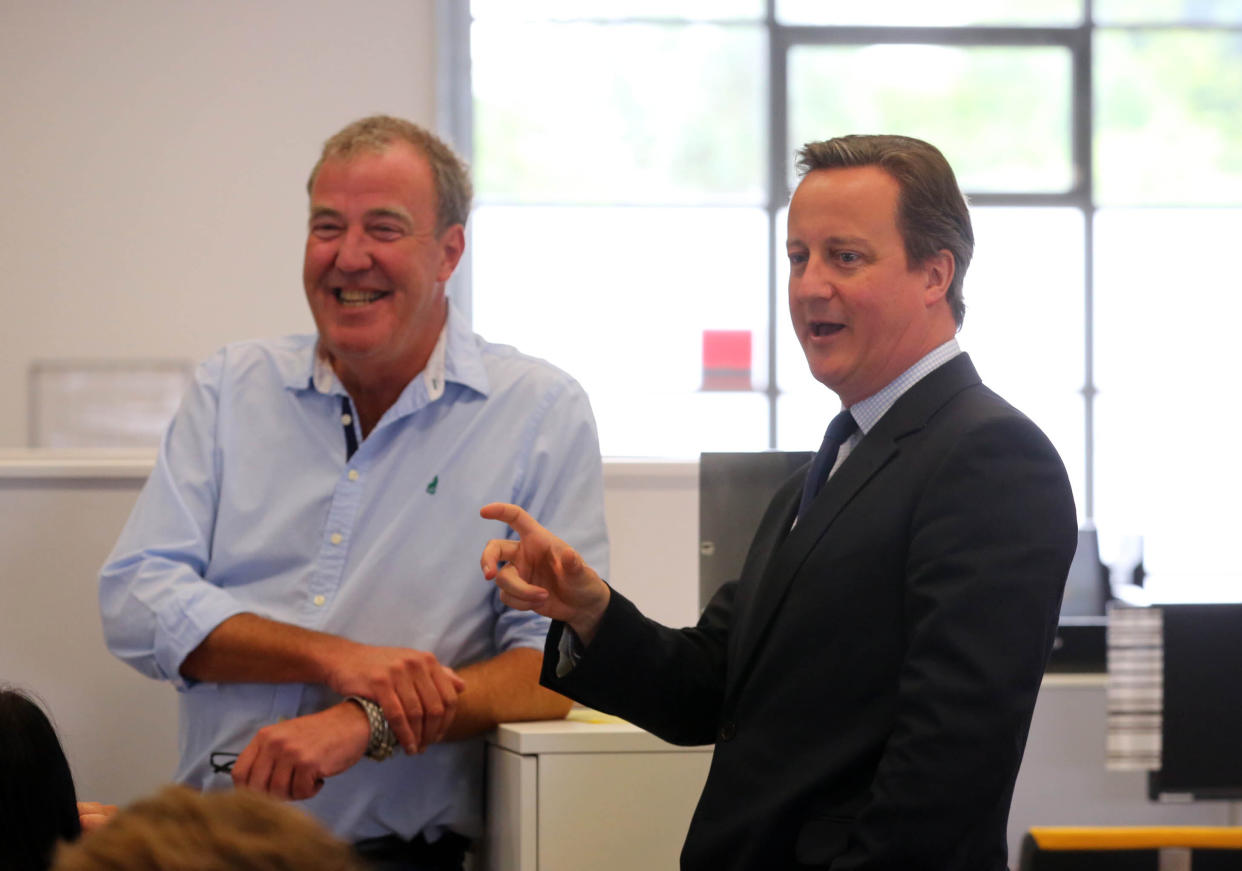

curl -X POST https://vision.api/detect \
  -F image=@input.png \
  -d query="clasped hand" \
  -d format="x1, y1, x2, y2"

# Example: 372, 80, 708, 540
232, 702, 368, 800
231, 502, 599, 802
234, 643, 464, 800
323, 643, 465, 754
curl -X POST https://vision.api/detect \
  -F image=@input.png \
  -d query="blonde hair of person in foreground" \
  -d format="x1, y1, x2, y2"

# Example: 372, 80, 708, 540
50, 785, 364, 871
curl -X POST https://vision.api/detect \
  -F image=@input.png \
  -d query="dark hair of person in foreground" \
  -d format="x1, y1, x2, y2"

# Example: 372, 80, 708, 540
0, 686, 83, 871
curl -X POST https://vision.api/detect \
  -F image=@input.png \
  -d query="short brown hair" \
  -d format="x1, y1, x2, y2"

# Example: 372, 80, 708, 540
307, 114, 473, 233
796, 134, 973, 327
51, 786, 363, 871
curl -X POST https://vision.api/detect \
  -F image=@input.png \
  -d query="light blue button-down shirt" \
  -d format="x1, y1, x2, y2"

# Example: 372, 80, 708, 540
99, 304, 609, 842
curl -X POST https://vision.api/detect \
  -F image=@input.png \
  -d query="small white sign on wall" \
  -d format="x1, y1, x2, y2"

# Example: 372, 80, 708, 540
28, 359, 192, 449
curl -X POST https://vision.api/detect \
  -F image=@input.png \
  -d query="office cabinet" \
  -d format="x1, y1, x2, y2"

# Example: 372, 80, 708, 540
484, 718, 712, 870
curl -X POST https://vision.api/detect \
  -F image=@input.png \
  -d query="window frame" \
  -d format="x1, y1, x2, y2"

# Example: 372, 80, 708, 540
442, 0, 1241, 525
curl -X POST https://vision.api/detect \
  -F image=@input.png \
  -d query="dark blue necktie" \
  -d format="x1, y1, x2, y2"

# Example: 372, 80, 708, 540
797, 409, 858, 520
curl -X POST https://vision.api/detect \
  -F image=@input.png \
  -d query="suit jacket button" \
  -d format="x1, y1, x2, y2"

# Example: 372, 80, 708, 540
718, 721, 736, 741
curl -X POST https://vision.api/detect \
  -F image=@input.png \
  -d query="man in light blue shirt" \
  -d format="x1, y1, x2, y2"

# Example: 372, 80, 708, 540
99, 116, 609, 869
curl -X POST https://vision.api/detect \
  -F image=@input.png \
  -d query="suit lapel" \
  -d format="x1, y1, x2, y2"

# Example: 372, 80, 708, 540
726, 434, 898, 695
725, 354, 983, 700
725, 472, 803, 670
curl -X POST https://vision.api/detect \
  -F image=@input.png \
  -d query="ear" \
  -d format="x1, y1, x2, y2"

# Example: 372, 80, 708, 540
435, 224, 467, 283
921, 249, 955, 308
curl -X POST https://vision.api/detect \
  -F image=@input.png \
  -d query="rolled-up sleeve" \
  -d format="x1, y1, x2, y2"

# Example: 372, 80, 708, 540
98, 351, 249, 690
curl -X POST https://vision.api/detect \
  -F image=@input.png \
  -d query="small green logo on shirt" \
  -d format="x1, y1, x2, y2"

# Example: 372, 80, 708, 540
426, 475, 438, 495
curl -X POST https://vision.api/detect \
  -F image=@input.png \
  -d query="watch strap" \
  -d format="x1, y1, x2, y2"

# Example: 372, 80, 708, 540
346, 696, 397, 761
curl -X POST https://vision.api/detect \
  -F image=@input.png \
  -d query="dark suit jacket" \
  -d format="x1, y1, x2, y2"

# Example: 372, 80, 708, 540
542, 354, 1078, 870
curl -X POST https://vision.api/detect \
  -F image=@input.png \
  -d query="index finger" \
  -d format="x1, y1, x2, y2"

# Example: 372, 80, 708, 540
480, 502, 542, 537
378, 684, 420, 755
235, 739, 273, 793
480, 538, 521, 578
232, 740, 258, 787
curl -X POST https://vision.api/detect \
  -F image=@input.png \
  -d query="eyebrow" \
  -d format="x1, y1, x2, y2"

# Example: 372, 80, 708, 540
786, 234, 873, 250
822, 235, 873, 249
363, 207, 413, 225
309, 205, 342, 223
307, 206, 413, 225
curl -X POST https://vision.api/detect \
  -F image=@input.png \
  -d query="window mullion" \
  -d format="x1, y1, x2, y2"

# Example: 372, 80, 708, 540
767, 6, 788, 450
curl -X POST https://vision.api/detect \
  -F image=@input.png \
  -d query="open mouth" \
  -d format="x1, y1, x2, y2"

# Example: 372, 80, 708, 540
333, 288, 390, 307
810, 321, 844, 338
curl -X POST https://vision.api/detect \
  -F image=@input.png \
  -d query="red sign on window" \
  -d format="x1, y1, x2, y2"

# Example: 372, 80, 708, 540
701, 330, 752, 391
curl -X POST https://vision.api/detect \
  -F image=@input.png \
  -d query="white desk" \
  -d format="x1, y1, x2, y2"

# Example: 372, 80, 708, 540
484, 714, 712, 871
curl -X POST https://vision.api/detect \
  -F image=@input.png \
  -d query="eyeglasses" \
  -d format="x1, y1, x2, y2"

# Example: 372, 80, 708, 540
209, 752, 239, 774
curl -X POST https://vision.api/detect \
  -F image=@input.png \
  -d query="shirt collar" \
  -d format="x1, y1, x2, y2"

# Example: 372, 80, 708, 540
286, 303, 491, 402
441, 301, 490, 398
847, 338, 961, 435
309, 347, 344, 395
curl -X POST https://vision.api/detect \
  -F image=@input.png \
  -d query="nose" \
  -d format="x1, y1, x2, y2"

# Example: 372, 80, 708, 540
791, 253, 835, 301
334, 227, 373, 273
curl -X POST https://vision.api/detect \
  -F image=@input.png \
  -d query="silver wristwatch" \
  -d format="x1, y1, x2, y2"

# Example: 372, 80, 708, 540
346, 696, 398, 761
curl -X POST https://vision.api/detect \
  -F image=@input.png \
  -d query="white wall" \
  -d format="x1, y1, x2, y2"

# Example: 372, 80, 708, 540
601, 461, 700, 629
0, 456, 171, 806
0, 0, 439, 447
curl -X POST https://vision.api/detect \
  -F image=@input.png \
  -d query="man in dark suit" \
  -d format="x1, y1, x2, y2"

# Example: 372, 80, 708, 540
480, 134, 1078, 870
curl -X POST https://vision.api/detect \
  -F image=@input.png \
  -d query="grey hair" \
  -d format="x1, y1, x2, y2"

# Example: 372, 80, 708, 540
307, 114, 473, 233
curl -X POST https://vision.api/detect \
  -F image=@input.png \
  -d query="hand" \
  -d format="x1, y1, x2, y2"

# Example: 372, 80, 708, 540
77, 801, 118, 833
232, 702, 371, 801
479, 502, 610, 643
322, 644, 465, 755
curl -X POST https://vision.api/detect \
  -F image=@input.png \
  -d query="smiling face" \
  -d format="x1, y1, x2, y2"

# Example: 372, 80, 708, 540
303, 142, 465, 389
786, 165, 956, 407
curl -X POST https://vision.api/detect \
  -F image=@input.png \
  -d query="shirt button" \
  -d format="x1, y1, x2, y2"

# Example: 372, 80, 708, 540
348, 469, 359, 481
313, 594, 326, 606
718, 721, 737, 742
341, 413, 352, 426
330, 533, 343, 545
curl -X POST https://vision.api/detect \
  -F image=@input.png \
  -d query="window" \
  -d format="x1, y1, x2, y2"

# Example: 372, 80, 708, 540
455, 1, 1242, 599
468, 6, 769, 457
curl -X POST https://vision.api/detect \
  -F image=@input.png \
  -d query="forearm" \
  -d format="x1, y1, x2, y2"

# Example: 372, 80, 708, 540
179, 612, 350, 685
544, 585, 731, 747
182, 613, 466, 753
443, 647, 571, 740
